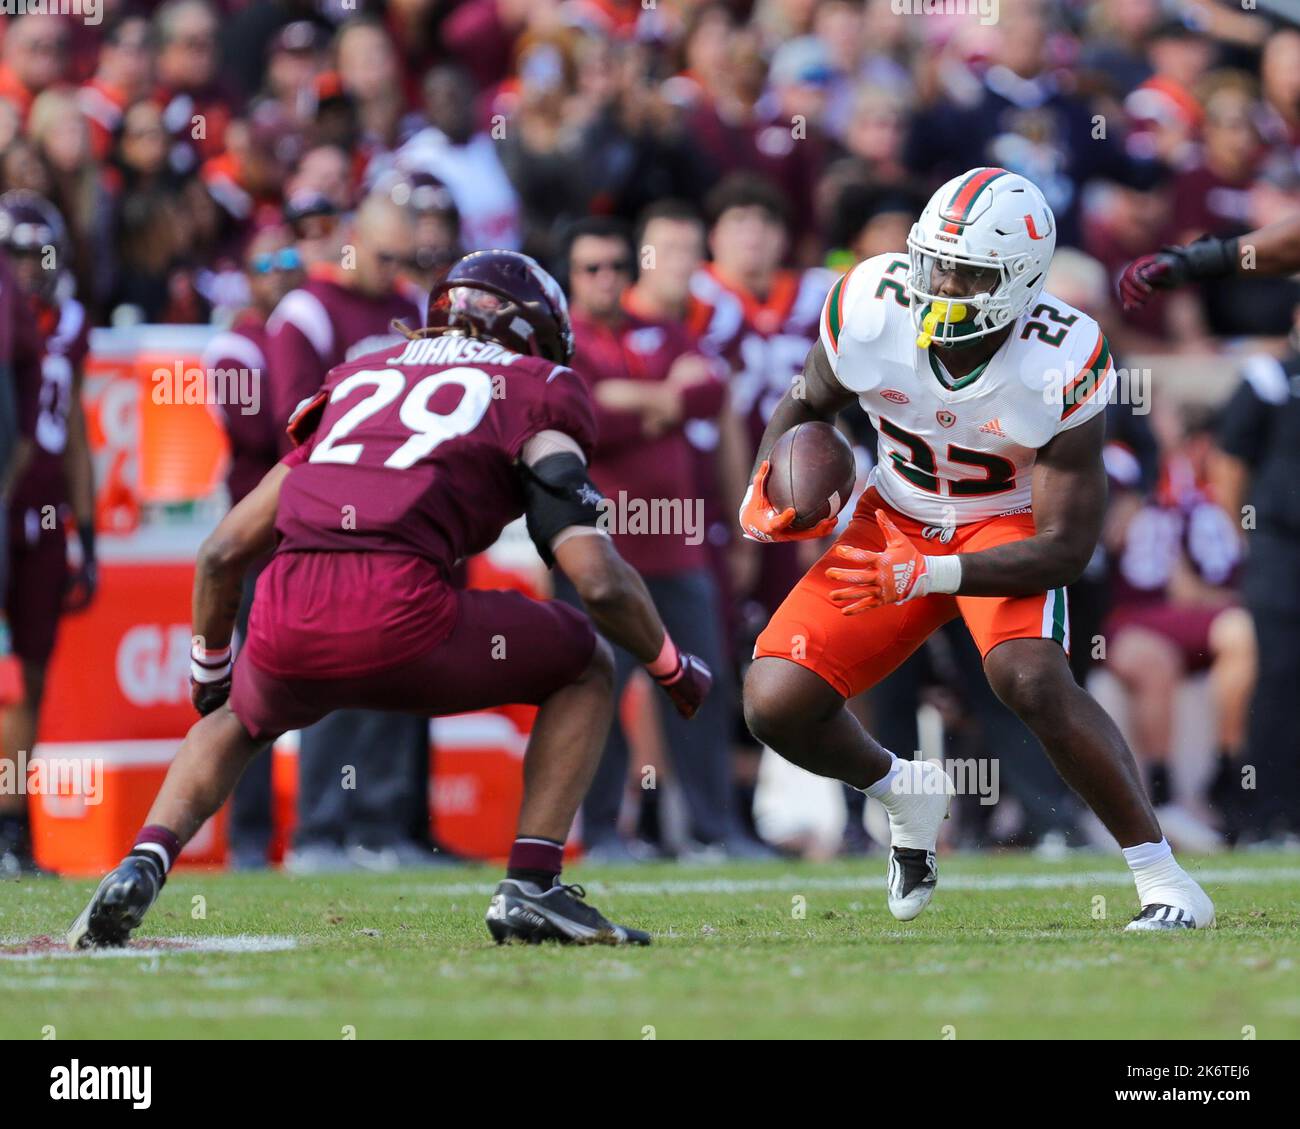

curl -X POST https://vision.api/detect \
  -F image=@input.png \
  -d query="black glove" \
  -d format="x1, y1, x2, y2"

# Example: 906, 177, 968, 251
1118, 235, 1237, 311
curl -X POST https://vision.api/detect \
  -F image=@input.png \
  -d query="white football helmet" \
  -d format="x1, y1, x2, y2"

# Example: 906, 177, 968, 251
906, 167, 1056, 347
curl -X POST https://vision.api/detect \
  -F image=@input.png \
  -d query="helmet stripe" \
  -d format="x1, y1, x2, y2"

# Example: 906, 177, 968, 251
940, 168, 1008, 234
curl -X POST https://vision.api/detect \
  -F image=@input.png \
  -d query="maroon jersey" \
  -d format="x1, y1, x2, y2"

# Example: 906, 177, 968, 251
10, 297, 91, 514
201, 311, 279, 505
264, 270, 422, 454
274, 333, 597, 572
245, 333, 595, 681
1109, 463, 1242, 613
690, 263, 833, 447
570, 302, 725, 576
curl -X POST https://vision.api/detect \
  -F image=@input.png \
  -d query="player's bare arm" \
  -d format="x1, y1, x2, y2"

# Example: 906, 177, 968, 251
62, 363, 98, 611
64, 365, 96, 531
520, 431, 711, 719
193, 462, 287, 650
739, 339, 855, 543
189, 462, 288, 715
553, 533, 665, 665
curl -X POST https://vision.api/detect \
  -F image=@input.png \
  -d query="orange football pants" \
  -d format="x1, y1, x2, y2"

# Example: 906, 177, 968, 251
753, 488, 1070, 699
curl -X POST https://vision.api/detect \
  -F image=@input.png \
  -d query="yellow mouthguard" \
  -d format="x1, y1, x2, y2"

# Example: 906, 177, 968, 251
916, 300, 969, 348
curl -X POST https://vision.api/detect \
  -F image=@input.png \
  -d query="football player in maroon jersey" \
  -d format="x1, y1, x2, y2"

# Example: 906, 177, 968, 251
0, 193, 96, 877
68, 251, 711, 948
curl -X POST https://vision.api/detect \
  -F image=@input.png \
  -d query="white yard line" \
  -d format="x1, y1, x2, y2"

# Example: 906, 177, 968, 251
393, 864, 1300, 899
0, 935, 298, 961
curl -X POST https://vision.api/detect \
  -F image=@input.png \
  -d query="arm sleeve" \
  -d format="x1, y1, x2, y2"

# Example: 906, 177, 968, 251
517, 450, 606, 568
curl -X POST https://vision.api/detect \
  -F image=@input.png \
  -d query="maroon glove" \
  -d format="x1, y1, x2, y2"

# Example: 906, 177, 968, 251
653, 651, 713, 720
190, 674, 232, 717
190, 643, 232, 717
1118, 235, 1237, 312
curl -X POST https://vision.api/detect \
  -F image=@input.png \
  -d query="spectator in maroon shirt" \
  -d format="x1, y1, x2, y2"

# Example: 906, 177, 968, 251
265, 192, 421, 455
558, 216, 767, 861
263, 191, 432, 873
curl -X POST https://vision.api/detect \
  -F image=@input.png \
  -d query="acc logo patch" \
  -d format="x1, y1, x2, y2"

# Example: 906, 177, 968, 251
882, 389, 910, 404
936, 410, 956, 428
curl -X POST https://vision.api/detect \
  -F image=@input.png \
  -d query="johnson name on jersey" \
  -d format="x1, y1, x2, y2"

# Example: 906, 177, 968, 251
820, 251, 1115, 527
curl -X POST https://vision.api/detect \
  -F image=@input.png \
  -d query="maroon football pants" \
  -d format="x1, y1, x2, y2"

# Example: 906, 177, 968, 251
229, 585, 597, 743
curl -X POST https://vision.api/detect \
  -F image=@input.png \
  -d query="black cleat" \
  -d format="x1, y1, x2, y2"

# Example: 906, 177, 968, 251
887, 846, 938, 921
66, 856, 164, 950
485, 879, 650, 945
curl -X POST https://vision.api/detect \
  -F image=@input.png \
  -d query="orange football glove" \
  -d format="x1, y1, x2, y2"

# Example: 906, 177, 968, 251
825, 511, 931, 613
738, 460, 840, 543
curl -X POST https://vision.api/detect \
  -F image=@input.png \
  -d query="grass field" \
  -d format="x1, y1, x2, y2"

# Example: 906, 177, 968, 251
3, 850, 1298, 1039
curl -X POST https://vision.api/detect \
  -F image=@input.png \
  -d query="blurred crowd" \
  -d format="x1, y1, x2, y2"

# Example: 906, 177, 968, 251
4, 0, 1300, 868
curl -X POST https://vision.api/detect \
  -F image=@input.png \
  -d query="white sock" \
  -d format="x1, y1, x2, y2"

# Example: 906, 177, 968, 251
861, 753, 902, 800
1122, 838, 1184, 904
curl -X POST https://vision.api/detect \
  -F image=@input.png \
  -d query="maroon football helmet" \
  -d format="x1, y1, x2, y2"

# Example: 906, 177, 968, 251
0, 190, 68, 300
429, 250, 574, 365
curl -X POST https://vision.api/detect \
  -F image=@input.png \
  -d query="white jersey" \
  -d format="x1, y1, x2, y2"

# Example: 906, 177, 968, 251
820, 252, 1115, 526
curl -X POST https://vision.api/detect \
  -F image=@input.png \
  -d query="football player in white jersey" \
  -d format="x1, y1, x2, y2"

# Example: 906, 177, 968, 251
739, 168, 1215, 931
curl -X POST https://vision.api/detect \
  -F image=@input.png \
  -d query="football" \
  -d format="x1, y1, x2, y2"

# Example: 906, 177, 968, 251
766, 421, 857, 531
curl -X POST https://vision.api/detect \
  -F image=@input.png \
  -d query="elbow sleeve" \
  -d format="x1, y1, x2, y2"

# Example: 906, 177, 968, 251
519, 453, 606, 567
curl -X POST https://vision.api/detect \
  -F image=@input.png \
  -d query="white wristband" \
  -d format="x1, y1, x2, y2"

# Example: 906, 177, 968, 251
925, 554, 963, 595
190, 658, 232, 684
191, 640, 232, 684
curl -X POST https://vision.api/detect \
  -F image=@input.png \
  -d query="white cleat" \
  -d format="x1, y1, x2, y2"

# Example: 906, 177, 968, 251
876, 759, 954, 921
1125, 878, 1216, 932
